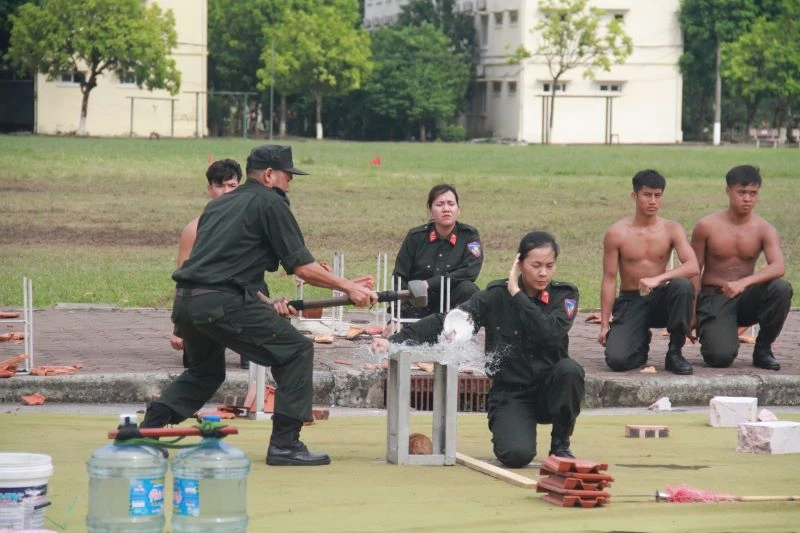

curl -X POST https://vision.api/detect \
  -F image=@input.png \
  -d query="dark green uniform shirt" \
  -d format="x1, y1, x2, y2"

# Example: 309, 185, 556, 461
173, 179, 315, 293
391, 279, 579, 387
392, 221, 482, 291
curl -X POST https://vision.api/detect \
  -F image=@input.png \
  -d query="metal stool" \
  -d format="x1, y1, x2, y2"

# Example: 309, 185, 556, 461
386, 350, 458, 465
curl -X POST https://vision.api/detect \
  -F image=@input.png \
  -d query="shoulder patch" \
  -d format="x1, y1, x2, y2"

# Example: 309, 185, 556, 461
563, 298, 577, 320
408, 224, 430, 235
552, 280, 579, 293
467, 241, 482, 258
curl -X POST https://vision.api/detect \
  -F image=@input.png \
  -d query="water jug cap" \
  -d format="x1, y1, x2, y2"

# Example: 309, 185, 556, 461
119, 413, 138, 427
203, 415, 221, 422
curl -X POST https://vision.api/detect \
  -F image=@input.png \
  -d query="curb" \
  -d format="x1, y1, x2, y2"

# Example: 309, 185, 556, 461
2, 372, 799, 409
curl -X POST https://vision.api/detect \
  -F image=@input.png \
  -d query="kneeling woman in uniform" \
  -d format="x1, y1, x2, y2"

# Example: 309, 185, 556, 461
391, 184, 482, 319
374, 231, 584, 467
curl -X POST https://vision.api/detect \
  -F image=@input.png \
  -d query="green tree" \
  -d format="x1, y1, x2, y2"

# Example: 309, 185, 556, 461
397, 0, 477, 57
6, 0, 180, 136
722, 3, 800, 137
208, 0, 279, 92
365, 23, 470, 141
0, 0, 29, 59
679, 0, 761, 144
258, 0, 371, 140
512, 0, 632, 144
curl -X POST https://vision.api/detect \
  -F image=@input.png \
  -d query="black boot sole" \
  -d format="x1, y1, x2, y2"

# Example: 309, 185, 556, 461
266, 455, 331, 466
753, 359, 781, 371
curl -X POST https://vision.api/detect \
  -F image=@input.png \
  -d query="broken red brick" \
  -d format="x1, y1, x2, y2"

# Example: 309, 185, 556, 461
21, 393, 46, 406
311, 408, 329, 420
334, 358, 353, 366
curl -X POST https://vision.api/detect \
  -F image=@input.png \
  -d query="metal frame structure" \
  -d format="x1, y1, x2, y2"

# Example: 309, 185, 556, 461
1, 277, 34, 373
386, 349, 458, 465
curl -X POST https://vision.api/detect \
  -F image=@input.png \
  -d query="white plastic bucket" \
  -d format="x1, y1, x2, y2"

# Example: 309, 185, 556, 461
0, 453, 53, 530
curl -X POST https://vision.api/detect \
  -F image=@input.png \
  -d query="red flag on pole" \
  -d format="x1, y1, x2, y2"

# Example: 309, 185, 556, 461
370, 154, 382, 167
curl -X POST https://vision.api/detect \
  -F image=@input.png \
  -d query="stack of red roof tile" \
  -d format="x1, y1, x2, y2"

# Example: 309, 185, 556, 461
537, 456, 614, 508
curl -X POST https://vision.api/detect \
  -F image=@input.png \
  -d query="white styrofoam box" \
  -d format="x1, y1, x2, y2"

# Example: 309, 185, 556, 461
709, 396, 757, 427
737, 421, 800, 454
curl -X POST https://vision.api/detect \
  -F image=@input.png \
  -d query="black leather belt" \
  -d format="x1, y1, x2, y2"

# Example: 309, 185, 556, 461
175, 288, 222, 296
700, 285, 723, 295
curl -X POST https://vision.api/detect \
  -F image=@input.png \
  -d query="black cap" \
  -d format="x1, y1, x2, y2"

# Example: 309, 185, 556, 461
246, 145, 308, 175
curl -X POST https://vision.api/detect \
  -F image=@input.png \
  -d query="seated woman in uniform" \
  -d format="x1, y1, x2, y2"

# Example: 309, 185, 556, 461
391, 184, 482, 319
374, 231, 585, 467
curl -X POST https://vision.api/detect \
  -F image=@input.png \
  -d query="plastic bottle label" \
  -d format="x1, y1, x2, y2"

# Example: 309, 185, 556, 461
129, 477, 165, 517
173, 478, 200, 517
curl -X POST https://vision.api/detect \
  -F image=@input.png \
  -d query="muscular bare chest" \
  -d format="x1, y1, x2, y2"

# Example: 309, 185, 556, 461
706, 227, 761, 262
618, 229, 671, 264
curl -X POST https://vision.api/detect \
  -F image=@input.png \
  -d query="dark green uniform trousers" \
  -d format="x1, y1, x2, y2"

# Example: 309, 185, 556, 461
400, 280, 480, 319
697, 279, 793, 368
162, 288, 314, 422
487, 358, 585, 468
605, 278, 694, 371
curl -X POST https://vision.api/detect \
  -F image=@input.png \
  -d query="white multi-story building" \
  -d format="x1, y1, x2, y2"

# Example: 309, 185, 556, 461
364, 0, 683, 144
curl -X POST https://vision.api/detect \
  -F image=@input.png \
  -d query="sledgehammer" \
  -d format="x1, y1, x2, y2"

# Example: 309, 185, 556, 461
257, 279, 428, 310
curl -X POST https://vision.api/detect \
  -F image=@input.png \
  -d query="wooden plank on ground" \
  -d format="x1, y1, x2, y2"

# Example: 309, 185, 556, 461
455, 452, 538, 489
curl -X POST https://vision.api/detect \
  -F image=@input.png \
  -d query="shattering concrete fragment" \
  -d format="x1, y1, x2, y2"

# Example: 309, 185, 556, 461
709, 396, 757, 427
737, 421, 800, 455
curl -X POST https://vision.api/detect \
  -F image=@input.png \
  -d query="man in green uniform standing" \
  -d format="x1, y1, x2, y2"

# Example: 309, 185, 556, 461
142, 144, 377, 466
375, 231, 584, 467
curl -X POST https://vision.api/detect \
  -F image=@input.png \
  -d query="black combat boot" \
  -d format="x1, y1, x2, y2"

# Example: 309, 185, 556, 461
549, 423, 576, 458
752, 341, 780, 370
664, 333, 693, 375
140, 402, 183, 428
266, 413, 330, 466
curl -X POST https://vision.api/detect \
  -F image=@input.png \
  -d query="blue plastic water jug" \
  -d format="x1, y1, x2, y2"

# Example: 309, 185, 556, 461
171, 416, 250, 532
86, 414, 167, 533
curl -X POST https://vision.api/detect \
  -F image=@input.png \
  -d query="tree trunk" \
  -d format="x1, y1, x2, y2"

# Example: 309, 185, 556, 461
78, 87, 91, 136
315, 92, 323, 140
547, 81, 558, 145
279, 94, 287, 139
419, 123, 426, 142
713, 40, 721, 146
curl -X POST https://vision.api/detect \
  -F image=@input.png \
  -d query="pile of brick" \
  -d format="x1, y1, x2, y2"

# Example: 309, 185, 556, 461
537, 456, 613, 508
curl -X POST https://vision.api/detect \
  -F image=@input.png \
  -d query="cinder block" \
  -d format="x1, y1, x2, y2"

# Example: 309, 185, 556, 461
625, 424, 670, 438
737, 421, 800, 455
709, 396, 757, 427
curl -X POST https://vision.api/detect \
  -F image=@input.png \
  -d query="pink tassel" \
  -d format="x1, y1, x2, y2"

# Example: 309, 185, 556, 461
660, 485, 735, 503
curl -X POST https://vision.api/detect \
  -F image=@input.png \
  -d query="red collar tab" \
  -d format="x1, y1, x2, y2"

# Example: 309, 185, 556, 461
429, 230, 437, 243
539, 290, 550, 304
449, 233, 457, 246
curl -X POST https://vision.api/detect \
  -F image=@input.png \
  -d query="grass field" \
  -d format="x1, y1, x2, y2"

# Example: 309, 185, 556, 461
0, 135, 797, 309
1, 411, 799, 532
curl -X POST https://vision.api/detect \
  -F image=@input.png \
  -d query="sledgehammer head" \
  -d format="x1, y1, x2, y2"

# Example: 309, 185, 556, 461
407, 280, 428, 307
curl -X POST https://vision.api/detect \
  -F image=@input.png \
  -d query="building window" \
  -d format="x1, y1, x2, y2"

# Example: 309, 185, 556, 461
119, 71, 138, 86
492, 81, 502, 97
472, 81, 487, 113
507, 81, 517, 96
480, 14, 489, 48
59, 71, 85, 85
599, 83, 622, 92
494, 11, 503, 27
614, 13, 625, 20
542, 82, 566, 92
508, 10, 519, 25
